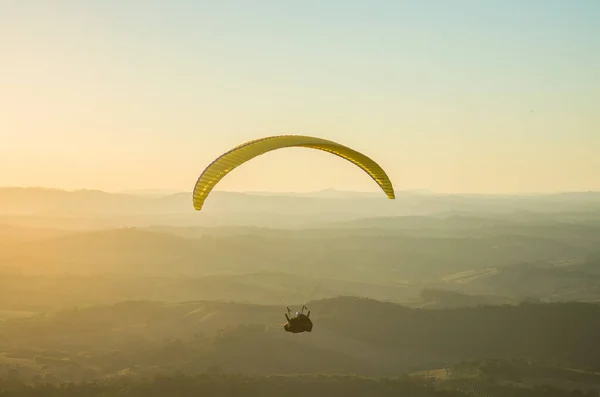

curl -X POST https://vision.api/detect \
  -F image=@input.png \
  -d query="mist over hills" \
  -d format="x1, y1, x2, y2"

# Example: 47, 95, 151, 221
2, 186, 600, 396
0, 187, 599, 303
2, 187, 600, 229
0, 222, 589, 284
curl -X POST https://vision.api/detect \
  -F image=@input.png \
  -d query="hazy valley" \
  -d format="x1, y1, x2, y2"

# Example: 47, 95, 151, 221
1, 188, 600, 396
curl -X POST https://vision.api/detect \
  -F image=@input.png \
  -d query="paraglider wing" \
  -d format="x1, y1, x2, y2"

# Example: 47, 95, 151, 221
192, 135, 395, 210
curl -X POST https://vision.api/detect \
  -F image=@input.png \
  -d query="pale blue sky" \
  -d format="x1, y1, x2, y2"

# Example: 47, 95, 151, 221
1, 0, 599, 193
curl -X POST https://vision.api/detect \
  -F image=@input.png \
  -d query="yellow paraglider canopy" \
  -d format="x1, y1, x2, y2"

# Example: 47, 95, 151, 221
192, 135, 395, 210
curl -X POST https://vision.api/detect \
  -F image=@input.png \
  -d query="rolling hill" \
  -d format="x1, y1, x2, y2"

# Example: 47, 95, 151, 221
0, 225, 585, 283
4, 297, 600, 382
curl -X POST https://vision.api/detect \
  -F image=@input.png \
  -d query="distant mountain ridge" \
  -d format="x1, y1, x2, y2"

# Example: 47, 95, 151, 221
1, 187, 600, 223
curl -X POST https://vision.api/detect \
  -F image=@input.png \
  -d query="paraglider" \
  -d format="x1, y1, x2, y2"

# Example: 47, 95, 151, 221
192, 135, 395, 211
284, 305, 313, 333
191, 135, 395, 335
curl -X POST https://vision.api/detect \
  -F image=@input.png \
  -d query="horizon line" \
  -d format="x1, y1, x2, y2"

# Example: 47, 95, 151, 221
0, 185, 599, 197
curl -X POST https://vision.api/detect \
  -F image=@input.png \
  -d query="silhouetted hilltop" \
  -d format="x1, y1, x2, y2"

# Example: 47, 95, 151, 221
3, 297, 600, 382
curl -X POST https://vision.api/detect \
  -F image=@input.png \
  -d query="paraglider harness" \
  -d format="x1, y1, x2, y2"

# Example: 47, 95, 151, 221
284, 305, 313, 333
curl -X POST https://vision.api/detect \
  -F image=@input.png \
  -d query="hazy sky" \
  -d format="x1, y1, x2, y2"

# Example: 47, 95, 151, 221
2, 1, 599, 194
